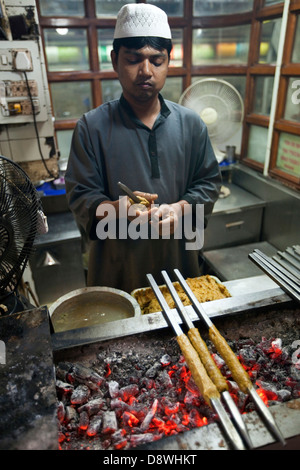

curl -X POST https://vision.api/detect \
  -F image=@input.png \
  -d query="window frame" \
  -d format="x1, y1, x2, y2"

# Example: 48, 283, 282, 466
37, 0, 300, 190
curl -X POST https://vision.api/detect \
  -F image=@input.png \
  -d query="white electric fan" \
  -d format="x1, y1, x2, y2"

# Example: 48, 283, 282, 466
179, 78, 244, 163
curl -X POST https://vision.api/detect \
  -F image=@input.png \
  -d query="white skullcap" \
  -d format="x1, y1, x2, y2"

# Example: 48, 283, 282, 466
113, 3, 172, 40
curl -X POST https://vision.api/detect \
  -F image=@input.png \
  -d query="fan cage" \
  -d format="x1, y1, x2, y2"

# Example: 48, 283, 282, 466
179, 78, 244, 143
0, 155, 39, 298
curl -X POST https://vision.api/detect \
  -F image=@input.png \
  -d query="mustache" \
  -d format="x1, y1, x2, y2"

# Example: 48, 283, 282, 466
135, 80, 153, 86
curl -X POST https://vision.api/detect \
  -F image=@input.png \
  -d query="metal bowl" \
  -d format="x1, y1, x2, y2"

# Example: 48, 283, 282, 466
49, 286, 141, 333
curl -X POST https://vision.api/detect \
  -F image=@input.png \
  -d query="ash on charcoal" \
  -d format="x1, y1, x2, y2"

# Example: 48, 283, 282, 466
53, 314, 300, 451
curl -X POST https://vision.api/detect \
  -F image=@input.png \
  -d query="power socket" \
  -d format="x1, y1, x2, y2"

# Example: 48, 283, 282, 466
13, 50, 33, 71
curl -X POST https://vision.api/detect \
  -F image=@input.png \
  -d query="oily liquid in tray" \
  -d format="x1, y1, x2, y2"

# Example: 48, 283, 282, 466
51, 299, 134, 332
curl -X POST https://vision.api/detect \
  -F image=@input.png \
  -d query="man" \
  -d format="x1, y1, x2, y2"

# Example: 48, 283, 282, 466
65, 3, 221, 293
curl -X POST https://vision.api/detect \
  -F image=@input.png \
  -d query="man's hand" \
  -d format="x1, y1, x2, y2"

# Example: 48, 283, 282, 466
127, 191, 158, 224
150, 200, 191, 236
95, 191, 158, 221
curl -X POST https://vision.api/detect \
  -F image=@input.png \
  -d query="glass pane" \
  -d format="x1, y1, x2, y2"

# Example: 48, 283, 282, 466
276, 133, 300, 177
50, 82, 92, 120
291, 16, 300, 63
263, 0, 283, 5
39, 0, 85, 17
148, 0, 183, 17
247, 125, 268, 164
192, 25, 251, 65
192, 75, 246, 100
258, 18, 282, 64
194, 0, 254, 16
101, 79, 122, 102
253, 76, 274, 115
96, 0, 134, 17
162, 77, 183, 102
56, 130, 74, 163
170, 29, 183, 67
98, 29, 114, 71
284, 78, 300, 122
44, 28, 89, 72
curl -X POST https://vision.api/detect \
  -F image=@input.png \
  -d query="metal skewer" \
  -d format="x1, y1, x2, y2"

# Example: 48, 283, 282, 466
249, 251, 300, 303
254, 249, 300, 287
118, 181, 141, 204
273, 255, 300, 281
146, 273, 247, 451
278, 250, 300, 271
161, 270, 254, 449
173, 268, 286, 447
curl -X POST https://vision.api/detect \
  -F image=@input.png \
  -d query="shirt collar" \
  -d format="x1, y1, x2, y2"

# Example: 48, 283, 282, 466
119, 93, 171, 129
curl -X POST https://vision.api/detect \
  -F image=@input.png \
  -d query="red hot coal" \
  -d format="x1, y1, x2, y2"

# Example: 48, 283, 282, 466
55, 329, 300, 450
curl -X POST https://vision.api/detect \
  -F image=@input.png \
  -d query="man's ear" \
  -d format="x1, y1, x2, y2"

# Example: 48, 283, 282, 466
111, 50, 118, 72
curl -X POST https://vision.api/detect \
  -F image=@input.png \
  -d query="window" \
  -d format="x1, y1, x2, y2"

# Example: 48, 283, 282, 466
37, 0, 300, 190
242, 1, 300, 189
192, 25, 251, 66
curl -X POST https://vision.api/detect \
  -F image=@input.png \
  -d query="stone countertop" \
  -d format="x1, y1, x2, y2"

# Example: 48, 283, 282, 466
0, 306, 58, 450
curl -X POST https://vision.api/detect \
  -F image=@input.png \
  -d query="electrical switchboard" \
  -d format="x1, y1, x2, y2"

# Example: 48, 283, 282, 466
0, 40, 50, 124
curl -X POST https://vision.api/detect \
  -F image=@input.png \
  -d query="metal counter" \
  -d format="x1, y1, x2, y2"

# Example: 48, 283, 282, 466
51, 274, 292, 351
29, 212, 86, 305
203, 183, 266, 251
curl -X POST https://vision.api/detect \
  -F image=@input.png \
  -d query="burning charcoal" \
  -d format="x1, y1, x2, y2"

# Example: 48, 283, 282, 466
212, 353, 225, 369
164, 401, 180, 416
110, 398, 131, 412
277, 389, 292, 402
188, 408, 206, 428
156, 369, 173, 389
239, 347, 257, 367
122, 411, 139, 428
56, 362, 73, 381
140, 398, 158, 432
160, 354, 171, 366
111, 428, 126, 443
111, 429, 128, 450
102, 411, 118, 434
235, 390, 248, 412
65, 405, 77, 424
292, 383, 300, 398
119, 384, 139, 402
183, 390, 201, 407
256, 380, 278, 400
56, 379, 74, 400
257, 337, 273, 354
140, 377, 155, 390
58, 427, 66, 444
79, 410, 89, 431
108, 380, 119, 399
70, 384, 91, 405
87, 414, 103, 437
57, 401, 65, 423
129, 433, 156, 447
271, 338, 282, 350
78, 397, 105, 416
67, 364, 104, 390
145, 361, 162, 378
114, 439, 128, 450
227, 380, 239, 394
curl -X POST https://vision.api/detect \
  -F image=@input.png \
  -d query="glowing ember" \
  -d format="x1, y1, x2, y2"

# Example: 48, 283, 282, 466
55, 333, 300, 450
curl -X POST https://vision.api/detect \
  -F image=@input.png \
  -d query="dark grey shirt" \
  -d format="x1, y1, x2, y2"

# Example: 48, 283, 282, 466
65, 94, 221, 292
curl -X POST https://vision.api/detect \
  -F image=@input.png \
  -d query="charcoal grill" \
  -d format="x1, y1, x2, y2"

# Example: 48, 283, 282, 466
0, 273, 300, 451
